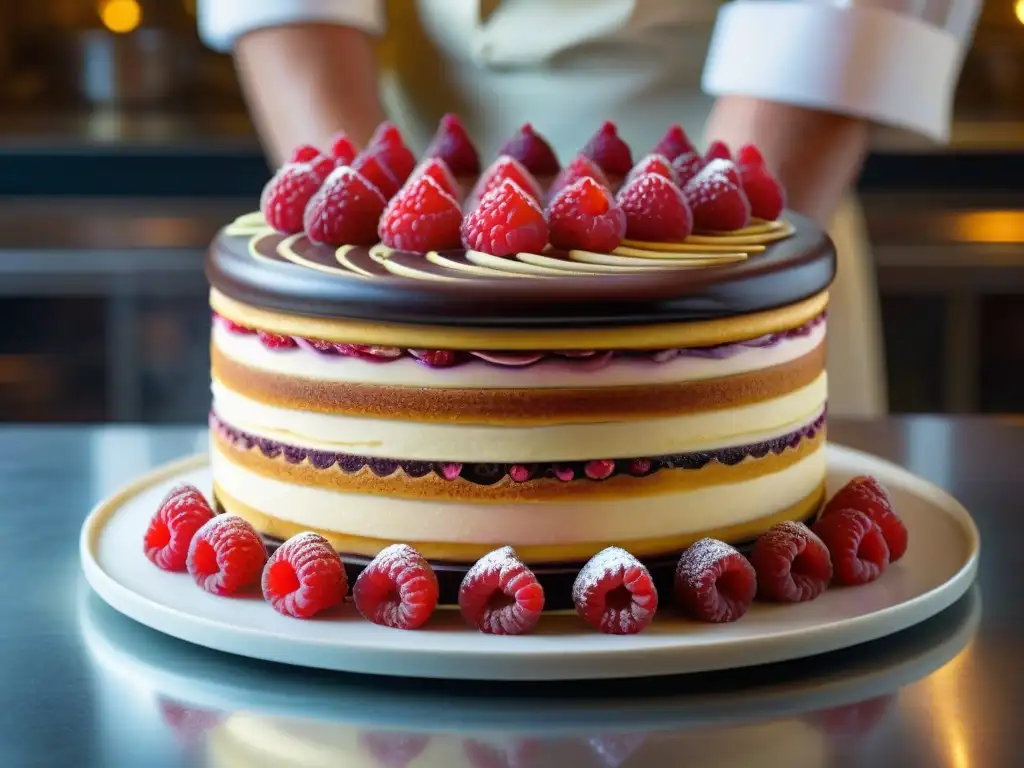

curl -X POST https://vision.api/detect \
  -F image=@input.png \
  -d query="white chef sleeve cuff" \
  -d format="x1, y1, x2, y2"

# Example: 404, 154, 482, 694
198, 0, 386, 52
702, 2, 967, 142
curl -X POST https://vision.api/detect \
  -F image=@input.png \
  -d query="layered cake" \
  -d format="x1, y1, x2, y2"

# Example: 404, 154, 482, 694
205, 117, 835, 611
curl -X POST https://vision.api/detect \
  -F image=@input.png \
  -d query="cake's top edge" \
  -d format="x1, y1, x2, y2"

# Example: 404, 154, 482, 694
206, 210, 834, 328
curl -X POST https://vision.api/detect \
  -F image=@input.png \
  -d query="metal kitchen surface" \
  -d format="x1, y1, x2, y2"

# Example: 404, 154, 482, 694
0, 419, 1019, 767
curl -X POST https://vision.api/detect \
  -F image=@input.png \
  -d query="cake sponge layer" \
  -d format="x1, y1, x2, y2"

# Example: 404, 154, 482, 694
210, 338, 825, 425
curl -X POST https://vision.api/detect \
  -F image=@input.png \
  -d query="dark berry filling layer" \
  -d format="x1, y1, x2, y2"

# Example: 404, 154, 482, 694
214, 312, 825, 368
211, 409, 825, 486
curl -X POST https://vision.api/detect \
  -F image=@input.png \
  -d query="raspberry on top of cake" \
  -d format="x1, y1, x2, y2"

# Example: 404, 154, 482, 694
253, 116, 791, 273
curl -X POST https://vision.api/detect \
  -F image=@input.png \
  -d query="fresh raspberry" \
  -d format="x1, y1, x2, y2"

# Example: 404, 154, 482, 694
471, 156, 544, 206
704, 158, 742, 188
674, 538, 757, 623
259, 163, 323, 234
546, 177, 626, 253
651, 123, 696, 162
749, 521, 833, 602
822, 476, 907, 562
352, 150, 401, 199
624, 153, 678, 186
743, 166, 787, 220
458, 546, 545, 634
285, 146, 335, 181
409, 157, 462, 199
257, 330, 297, 349
328, 132, 359, 165
424, 113, 481, 177
683, 162, 751, 232
366, 121, 416, 182
548, 154, 612, 200
572, 547, 658, 634
378, 174, 463, 252
289, 144, 322, 164
616, 172, 693, 242
353, 544, 439, 630
812, 509, 890, 586
144, 484, 214, 571
705, 140, 732, 162
303, 166, 387, 247
186, 515, 267, 596
359, 732, 430, 768
497, 122, 561, 176
261, 531, 348, 618
581, 120, 633, 176
736, 143, 766, 170
311, 154, 337, 181
671, 151, 705, 187
461, 180, 549, 257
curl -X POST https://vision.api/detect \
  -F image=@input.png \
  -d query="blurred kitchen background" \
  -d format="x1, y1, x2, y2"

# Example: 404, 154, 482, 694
0, 0, 1022, 423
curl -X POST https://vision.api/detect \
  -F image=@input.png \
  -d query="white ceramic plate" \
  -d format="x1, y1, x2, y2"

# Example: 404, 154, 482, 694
80, 444, 980, 681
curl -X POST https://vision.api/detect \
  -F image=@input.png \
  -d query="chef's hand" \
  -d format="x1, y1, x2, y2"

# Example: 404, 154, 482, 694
704, 97, 868, 227
233, 24, 386, 166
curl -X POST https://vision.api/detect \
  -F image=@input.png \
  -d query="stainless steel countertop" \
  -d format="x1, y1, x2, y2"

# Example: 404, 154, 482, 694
1, 420, 1020, 768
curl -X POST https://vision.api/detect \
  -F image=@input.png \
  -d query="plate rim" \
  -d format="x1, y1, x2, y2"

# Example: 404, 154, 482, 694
79, 444, 981, 680
79, 582, 981, 734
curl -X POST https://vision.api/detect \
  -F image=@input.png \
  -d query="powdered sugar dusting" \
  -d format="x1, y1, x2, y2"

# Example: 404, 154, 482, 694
684, 161, 737, 207
473, 156, 544, 202
624, 152, 677, 186
195, 513, 259, 540
468, 545, 522, 581
751, 521, 832, 602
572, 547, 657, 634
675, 538, 742, 584
354, 543, 438, 629
277, 531, 344, 582
459, 547, 545, 634
617, 172, 685, 206
370, 542, 423, 574
572, 546, 639, 604
322, 164, 362, 189
758, 520, 816, 552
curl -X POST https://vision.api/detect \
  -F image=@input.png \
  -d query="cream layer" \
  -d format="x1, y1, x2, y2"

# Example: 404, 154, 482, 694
211, 441, 826, 546
211, 320, 826, 389
211, 375, 828, 462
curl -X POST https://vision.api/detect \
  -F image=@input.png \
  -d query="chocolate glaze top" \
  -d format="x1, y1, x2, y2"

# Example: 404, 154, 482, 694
206, 211, 835, 328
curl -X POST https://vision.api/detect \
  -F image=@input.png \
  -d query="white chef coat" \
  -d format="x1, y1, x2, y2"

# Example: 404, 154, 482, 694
198, 0, 981, 417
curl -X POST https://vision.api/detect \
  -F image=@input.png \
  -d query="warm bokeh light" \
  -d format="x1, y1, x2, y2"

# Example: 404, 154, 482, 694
947, 211, 1024, 243
98, 0, 143, 34
1015, 0, 1024, 25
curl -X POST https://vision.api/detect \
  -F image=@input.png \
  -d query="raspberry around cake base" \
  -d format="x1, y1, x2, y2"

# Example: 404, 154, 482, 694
79, 444, 979, 681
210, 493, 822, 612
